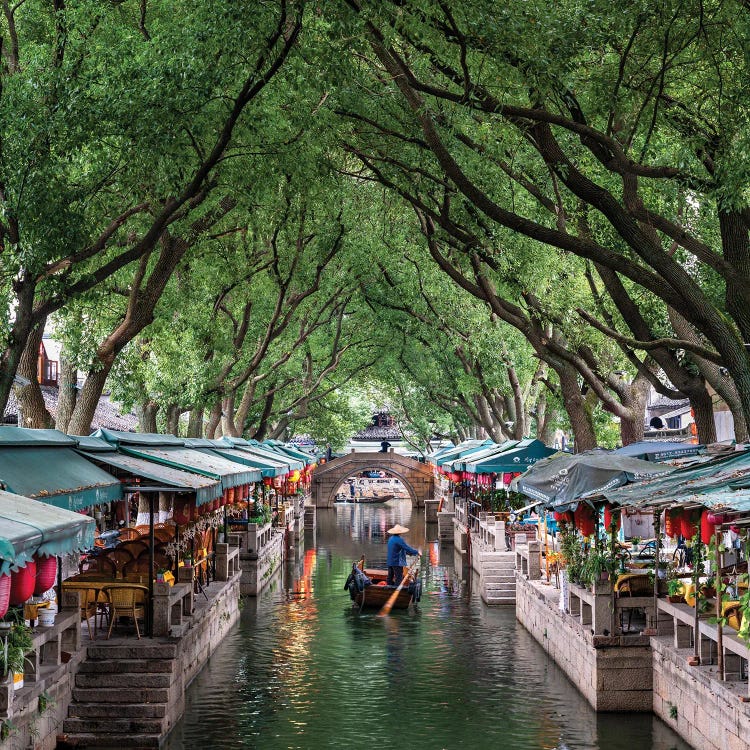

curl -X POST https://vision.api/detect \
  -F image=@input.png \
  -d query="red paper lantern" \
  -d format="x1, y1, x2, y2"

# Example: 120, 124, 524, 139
503, 473, 513, 485
603, 503, 621, 532
574, 504, 596, 537
707, 511, 728, 526
553, 510, 573, 525
664, 508, 682, 538
34, 555, 57, 596
700, 509, 716, 545
173, 496, 196, 525
263, 477, 273, 487
0, 574, 10, 619
681, 509, 699, 540
10, 560, 36, 606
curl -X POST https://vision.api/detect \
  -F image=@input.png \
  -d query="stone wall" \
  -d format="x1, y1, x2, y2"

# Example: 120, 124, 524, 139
239, 529, 286, 596
652, 635, 750, 750
516, 575, 653, 711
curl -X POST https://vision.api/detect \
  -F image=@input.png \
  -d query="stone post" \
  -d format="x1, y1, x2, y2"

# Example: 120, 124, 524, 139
527, 540, 541, 579
177, 566, 194, 615
152, 581, 171, 637
494, 520, 506, 551
216, 543, 229, 581
592, 578, 614, 635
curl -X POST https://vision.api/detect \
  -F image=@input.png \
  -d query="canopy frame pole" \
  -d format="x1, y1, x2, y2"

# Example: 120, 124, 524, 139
693, 540, 701, 663
148, 492, 155, 638
715, 525, 724, 680
653, 511, 661, 630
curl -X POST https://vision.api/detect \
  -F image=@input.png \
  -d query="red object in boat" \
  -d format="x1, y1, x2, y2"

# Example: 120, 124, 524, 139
34, 555, 57, 595
603, 503, 621, 532
10, 560, 36, 606
0, 574, 10, 619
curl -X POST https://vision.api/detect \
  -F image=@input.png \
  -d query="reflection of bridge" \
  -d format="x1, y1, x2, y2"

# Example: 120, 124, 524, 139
311, 452, 435, 508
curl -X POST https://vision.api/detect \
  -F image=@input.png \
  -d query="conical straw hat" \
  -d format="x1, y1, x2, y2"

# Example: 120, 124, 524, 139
387, 524, 409, 534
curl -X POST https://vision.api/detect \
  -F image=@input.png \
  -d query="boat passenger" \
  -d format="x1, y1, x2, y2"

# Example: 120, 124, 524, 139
386, 524, 419, 585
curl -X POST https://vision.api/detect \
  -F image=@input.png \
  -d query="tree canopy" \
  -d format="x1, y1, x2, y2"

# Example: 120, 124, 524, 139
3, 0, 750, 451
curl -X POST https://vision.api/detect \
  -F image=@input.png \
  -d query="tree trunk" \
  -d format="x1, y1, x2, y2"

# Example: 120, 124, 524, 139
166, 404, 182, 436
618, 376, 651, 446
205, 401, 222, 439
55, 354, 78, 433
136, 401, 159, 433
221, 393, 239, 437
67, 368, 109, 435
187, 407, 204, 438
0, 280, 36, 419
689, 387, 717, 446
13, 323, 53, 428
558, 366, 597, 451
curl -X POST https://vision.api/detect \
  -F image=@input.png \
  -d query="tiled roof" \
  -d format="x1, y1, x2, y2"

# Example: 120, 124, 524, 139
351, 424, 402, 440
3, 386, 138, 432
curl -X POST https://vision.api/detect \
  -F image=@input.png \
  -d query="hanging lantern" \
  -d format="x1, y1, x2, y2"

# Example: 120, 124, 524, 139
680, 509, 699, 540
700, 509, 716, 545
707, 510, 728, 526
34, 555, 57, 596
273, 476, 283, 489
664, 507, 682, 538
574, 504, 595, 537
603, 503, 621, 532
553, 510, 573, 525
290, 470, 301, 483
0, 574, 10, 619
10, 560, 36, 606
263, 477, 273, 487
173, 496, 197, 525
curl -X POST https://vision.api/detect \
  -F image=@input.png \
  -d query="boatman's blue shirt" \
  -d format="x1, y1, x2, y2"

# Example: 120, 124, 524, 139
387, 535, 418, 566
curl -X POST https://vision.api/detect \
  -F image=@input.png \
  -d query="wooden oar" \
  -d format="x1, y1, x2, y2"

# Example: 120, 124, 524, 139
377, 554, 420, 618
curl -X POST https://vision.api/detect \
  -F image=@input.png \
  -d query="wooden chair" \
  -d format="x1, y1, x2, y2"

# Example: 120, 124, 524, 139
103, 585, 147, 639
153, 528, 174, 544
104, 548, 134, 577
134, 525, 150, 536
78, 588, 99, 640
122, 558, 152, 579
118, 540, 149, 559
79, 556, 117, 577
117, 527, 140, 542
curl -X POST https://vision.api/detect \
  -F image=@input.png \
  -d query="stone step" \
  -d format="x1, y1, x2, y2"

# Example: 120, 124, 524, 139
68, 703, 167, 719
58, 732, 162, 748
78, 659, 175, 675
63, 717, 166, 735
483, 598, 516, 605
86, 644, 177, 661
483, 574, 515, 583
76, 672, 173, 689
73, 687, 170, 704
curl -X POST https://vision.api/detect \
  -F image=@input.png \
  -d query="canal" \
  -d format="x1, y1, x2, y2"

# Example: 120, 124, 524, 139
165, 502, 690, 750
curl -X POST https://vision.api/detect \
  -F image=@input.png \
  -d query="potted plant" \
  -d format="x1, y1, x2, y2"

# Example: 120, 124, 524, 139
667, 578, 684, 603
2, 619, 33, 690
581, 550, 617, 589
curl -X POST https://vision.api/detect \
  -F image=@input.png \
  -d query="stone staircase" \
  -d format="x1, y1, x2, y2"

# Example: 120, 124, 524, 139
62, 642, 179, 749
478, 551, 517, 605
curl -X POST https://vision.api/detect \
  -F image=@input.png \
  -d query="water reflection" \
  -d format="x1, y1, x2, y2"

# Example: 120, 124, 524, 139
165, 501, 690, 750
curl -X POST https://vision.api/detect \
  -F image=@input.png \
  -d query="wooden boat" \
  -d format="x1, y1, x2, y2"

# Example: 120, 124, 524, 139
354, 494, 394, 504
343, 563, 422, 609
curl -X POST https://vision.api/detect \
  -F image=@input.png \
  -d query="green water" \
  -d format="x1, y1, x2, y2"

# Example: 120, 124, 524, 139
164, 502, 690, 750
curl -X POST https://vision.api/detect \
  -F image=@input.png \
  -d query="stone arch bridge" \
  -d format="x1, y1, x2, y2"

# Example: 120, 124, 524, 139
311, 451, 435, 508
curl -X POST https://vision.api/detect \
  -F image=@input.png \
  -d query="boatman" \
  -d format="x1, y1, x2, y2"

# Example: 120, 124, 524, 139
386, 524, 420, 585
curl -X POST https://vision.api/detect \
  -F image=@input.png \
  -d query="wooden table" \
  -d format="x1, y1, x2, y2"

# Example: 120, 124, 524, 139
62, 580, 150, 636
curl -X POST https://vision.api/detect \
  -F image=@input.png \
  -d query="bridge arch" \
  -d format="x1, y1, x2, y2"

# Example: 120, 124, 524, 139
311, 452, 434, 508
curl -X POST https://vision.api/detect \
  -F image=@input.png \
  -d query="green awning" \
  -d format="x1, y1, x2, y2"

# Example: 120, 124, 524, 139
433, 440, 497, 468
604, 450, 750, 508
118, 446, 260, 489
77, 450, 222, 506
91, 428, 184, 447
0, 427, 77, 447
237, 439, 303, 471
464, 440, 556, 474
262, 440, 315, 464
214, 438, 295, 475
200, 445, 287, 478
448, 440, 521, 472
0, 489, 96, 575
0, 446, 122, 511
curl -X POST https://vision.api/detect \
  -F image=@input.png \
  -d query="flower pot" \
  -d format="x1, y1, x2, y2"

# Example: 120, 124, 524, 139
687, 655, 700, 667
667, 595, 684, 604
13, 672, 23, 690
38, 608, 56, 627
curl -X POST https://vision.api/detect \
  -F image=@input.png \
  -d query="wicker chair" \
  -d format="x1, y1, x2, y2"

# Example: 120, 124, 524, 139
104, 548, 134, 577
117, 527, 141, 542
118, 540, 149, 559
79, 556, 117, 577
78, 588, 100, 640
103, 585, 147, 639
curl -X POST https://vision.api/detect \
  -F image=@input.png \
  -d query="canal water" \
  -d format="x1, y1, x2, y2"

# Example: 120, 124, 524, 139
165, 501, 690, 750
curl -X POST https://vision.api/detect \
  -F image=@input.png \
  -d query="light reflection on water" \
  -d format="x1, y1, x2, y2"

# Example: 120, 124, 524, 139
164, 501, 690, 750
